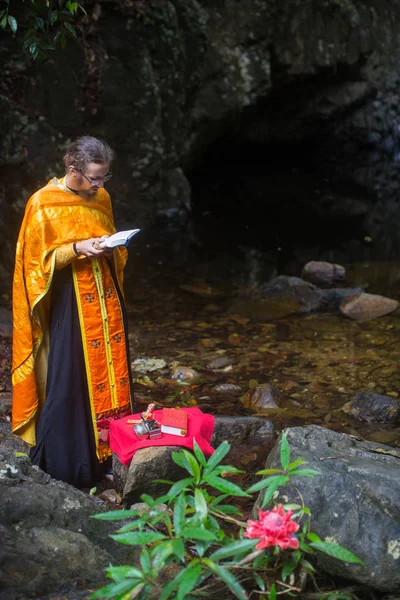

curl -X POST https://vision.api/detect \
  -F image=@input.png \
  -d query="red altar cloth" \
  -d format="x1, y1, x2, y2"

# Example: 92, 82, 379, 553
109, 407, 215, 465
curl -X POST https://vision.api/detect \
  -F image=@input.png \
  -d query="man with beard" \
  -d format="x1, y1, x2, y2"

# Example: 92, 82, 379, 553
12, 136, 134, 487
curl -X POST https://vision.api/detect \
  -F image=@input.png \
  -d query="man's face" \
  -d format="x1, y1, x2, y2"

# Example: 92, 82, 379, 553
70, 161, 111, 196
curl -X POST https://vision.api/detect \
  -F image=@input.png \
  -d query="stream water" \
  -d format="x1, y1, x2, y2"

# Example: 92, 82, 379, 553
125, 242, 400, 449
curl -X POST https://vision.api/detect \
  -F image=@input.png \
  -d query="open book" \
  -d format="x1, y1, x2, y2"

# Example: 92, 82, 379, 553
99, 229, 140, 249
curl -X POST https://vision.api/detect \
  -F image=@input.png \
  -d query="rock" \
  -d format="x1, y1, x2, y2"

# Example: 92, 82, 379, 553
170, 366, 200, 381
213, 383, 242, 395
0, 425, 140, 600
301, 261, 346, 287
320, 288, 364, 311
0, 307, 12, 337
0, 392, 11, 415
211, 416, 275, 447
254, 425, 400, 592
340, 293, 399, 320
344, 392, 400, 424
231, 276, 323, 320
131, 357, 167, 373
206, 356, 236, 370
114, 445, 186, 507
240, 384, 280, 411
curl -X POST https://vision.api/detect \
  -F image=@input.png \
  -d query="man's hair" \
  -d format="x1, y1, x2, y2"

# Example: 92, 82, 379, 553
63, 136, 114, 172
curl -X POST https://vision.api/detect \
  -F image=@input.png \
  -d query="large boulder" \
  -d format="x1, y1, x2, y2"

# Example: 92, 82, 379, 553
254, 425, 400, 592
0, 425, 139, 600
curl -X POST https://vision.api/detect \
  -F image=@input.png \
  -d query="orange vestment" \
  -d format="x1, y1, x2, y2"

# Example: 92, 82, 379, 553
12, 177, 132, 460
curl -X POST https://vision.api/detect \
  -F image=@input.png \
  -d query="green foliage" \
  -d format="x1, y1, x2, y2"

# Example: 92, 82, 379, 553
0, 0, 86, 58
91, 434, 363, 599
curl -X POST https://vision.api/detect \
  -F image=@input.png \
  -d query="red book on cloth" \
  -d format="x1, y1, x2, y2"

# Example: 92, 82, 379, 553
109, 407, 215, 465
161, 408, 188, 436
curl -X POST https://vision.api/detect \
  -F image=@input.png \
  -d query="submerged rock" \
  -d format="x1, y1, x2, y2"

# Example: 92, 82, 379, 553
254, 425, 400, 592
170, 366, 200, 381
240, 383, 281, 411
340, 292, 399, 320
343, 392, 400, 424
231, 276, 323, 320
301, 261, 346, 287
320, 287, 364, 311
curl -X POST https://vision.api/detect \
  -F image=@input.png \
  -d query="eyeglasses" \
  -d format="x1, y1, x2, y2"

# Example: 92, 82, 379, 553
79, 170, 113, 185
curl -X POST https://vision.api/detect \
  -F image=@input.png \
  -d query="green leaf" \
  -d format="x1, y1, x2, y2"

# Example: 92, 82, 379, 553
106, 565, 143, 580
256, 468, 282, 476
111, 531, 166, 545
117, 520, 143, 533
194, 488, 208, 522
63, 21, 77, 38
29, 41, 37, 55
269, 582, 277, 600
253, 572, 266, 591
140, 547, 151, 573
247, 474, 289, 495
280, 433, 290, 471
50, 10, 58, 25
307, 532, 321, 542
173, 492, 186, 535
281, 550, 301, 581
8, 15, 17, 33
261, 476, 289, 508
171, 538, 185, 560
213, 504, 242, 515
177, 564, 202, 600
299, 540, 314, 553
300, 558, 315, 573
290, 468, 321, 477
91, 509, 139, 520
210, 539, 257, 561
193, 438, 207, 466
14, 452, 28, 458
203, 559, 248, 600
205, 441, 231, 472
180, 450, 201, 482
89, 578, 141, 599
180, 526, 217, 541
35, 16, 45, 31
66, 0, 79, 13
159, 563, 199, 600
287, 458, 308, 470
310, 541, 364, 564
204, 474, 250, 497
166, 477, 193, 497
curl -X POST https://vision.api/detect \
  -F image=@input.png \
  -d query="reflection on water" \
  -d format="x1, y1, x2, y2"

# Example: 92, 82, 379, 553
126, 251, 400, 449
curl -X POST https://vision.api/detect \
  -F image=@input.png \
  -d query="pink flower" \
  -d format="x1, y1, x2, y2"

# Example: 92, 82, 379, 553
245, 504, 299, 551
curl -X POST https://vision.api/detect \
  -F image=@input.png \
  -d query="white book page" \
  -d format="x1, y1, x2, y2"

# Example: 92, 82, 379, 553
99, 229, 140, 248
161, 424, 187, 437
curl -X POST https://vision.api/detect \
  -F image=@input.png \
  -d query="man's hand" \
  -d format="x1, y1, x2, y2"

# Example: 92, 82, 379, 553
75, 238, 113, 258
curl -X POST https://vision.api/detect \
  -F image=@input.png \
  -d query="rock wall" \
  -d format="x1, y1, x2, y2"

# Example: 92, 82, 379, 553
1, 0, 400, 281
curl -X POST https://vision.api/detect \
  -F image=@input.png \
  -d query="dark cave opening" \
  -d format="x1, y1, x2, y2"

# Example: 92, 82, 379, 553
187, 136, 377, 276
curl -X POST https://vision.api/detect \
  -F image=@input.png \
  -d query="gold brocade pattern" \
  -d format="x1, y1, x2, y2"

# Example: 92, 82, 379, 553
55, 243, 78, 270
12, 177, 129, 448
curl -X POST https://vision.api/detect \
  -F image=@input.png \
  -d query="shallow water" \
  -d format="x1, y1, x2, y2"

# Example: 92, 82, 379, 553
125, 253, 400, 448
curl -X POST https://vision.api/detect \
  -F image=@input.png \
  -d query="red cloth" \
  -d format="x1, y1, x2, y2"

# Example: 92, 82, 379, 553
109, 407, 215, 465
